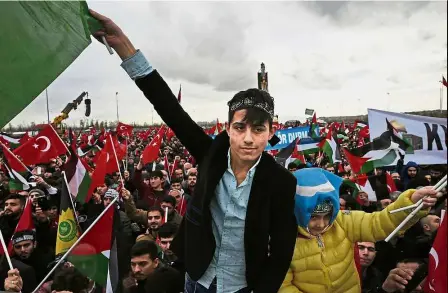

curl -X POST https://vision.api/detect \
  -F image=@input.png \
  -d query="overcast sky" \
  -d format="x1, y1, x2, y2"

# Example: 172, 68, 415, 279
8, 1, 448, 127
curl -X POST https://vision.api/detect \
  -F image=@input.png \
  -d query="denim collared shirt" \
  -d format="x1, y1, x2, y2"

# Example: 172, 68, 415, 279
197, 149, 261, 293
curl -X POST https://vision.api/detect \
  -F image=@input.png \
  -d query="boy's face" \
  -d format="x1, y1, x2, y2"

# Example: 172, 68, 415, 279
308, 212, 331, 236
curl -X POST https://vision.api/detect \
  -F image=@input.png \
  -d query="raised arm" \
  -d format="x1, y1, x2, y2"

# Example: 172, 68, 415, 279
90, 10, 212, 163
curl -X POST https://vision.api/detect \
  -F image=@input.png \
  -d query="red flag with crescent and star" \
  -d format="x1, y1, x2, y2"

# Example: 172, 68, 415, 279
13, 124, 68, 166
425, 214, 447, 293
116, 122, 133, 137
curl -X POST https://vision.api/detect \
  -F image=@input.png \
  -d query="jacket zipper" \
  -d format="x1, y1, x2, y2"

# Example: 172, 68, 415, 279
317, 234, 324, 248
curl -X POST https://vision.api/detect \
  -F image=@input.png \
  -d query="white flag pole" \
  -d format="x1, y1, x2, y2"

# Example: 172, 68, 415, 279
109, 135, 124, 186
61, 171, 80, 227
0, 230, 14, 270
385, 177, 447, 242
32, 196, 119, 293
165, 207, 169, 223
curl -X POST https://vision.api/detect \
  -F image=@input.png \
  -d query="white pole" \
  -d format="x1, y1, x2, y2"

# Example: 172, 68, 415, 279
32, 196, 119, 293
115, 92, 119, 123
386, 178, 447, 242
0, 230, 14, 270
101, 36, 114, 55
109, 135, 124, 186
61, 171, 80, 227
46, 89, 50, 124
165, 207, 168, 223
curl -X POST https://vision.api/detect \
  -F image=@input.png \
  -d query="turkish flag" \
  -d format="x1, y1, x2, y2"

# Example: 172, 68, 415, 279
2, 198, 35, 255
14, 124, 68, 165
425, 216, 447, 293
86, 147, 108, 203
116, 122, 133, 137
102, 135, 126, 174
358, 126, 370, 139
19, 132, 30, 144
142, 127, 165, 165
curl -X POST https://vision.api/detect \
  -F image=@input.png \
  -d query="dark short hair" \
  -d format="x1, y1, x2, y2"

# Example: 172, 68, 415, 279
147, 206, 164, 216
170, 178, 183, 185
150, 170, 163, 179
51, 266, 89, 293
130, 240, 159, 260
161, 195, 176, 207
158, 222, 177, 239
227, 88, 274, 128
5, 194, 25, 206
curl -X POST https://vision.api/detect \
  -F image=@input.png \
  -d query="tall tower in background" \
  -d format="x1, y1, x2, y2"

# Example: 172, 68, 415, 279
258, 62, 269, 92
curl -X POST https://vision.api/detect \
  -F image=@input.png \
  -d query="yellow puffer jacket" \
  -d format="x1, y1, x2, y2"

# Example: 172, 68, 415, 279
279, 190, 427, 293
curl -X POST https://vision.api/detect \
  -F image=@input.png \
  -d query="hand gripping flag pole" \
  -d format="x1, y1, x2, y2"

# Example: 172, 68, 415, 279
389, 175, 447, 214
385, 175, 447, 242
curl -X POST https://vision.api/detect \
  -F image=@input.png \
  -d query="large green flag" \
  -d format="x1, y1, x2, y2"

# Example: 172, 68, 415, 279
0, 1, 101, 128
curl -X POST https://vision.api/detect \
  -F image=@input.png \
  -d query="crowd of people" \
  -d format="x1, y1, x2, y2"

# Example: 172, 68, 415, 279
1, 9, 446, 293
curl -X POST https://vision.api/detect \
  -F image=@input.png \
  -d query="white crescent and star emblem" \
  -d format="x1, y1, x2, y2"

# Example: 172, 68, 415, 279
120, 126, 127, 130
428, 247, 439, 291
34, 136, 51, 152
106, 153, 110, 162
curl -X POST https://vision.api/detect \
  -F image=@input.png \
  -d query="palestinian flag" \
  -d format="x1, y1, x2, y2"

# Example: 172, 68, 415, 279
289, 139, 306, 166
56, 177, 79, 255
318, 130, 341, 164
1, 154, 30, 192
0, 133, 21, 149
275, 138, 299, 167
0, 140, 27, 173
0, 1, 101, 128
344, 121, 411, 174
68, 204, 119, 293
63, 147, 91, 203
297, 137, 321, 155
343, 143, 401, 175
354, 121, 368, 131
343, 175, 378, 202
309, 113, 320, 139
384, 119, 413, 154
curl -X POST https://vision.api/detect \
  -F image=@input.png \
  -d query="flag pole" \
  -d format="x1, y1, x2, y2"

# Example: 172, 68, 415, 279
115, 92, 119, 123
385, 177, 447, 242
61, 171, 80, 227
125, 137, 129, 171
46, 89, 50, 124
31, 196, 119, 293
0, 230, 14, 271
440, 77, 443, 113
109, 135, 125, 186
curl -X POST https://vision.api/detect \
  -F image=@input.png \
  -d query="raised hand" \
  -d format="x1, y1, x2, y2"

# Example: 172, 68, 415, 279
89, 9, 137, 60
410, 186, 440, 209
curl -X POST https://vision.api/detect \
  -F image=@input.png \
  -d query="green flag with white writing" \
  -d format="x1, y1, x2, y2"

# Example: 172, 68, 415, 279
0, 1, 101, 128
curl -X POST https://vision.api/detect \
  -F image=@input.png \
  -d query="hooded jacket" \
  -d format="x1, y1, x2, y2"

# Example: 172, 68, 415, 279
280, 175, 427, 293
400, 161, 419, 189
